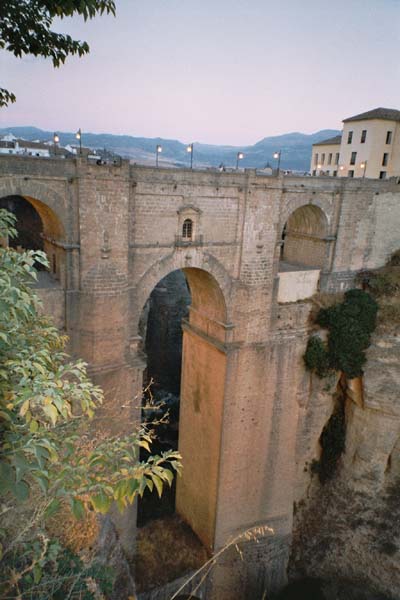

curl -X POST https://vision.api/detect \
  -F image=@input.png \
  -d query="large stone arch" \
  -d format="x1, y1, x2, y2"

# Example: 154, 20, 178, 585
133, 249, 233, 334
133, 254, 232, 550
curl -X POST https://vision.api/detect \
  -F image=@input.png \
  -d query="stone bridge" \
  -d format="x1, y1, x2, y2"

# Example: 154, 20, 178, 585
1, 155, 400, 598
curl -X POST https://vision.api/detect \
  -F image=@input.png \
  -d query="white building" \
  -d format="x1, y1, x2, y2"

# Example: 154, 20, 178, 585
311, 107, 400, 179
0, 135, 51, 157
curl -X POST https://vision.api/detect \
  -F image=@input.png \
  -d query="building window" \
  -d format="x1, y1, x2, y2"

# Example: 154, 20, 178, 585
314, 153, 318, 166
312, 169, 316, 176
379, 171, 387, 180
382, 153, 389, 167
328, 153, 332, 165
361, 130, 367, 143
321, 153, 325, 165
347, 131, 353, 144
350, 151, 357, 165
348, 170, 354, 178
335, 153, 339, 165
386, 131, 392, 144
182, 218, 193, 240
333, 171, 337, 177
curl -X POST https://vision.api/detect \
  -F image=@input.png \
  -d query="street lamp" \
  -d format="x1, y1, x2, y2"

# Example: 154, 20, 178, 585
156, 144, 162, 167
236, 151, 244, 170
360, 161, 367, 178
53, 133, 59, 156
273, 150, 281, 175
187, 143, 194, 169
76, 128, 82, 155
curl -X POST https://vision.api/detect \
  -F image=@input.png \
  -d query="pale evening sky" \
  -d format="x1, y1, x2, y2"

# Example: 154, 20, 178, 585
1, 0, 400, 145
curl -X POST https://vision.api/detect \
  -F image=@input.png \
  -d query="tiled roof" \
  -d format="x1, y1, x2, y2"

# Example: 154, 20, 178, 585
313, 135, 342, 147
343, 107, 400, 123
16, 139, 50, 150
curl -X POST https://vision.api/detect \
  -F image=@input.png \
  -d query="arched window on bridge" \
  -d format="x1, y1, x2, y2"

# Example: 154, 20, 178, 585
182, 218, 193, 241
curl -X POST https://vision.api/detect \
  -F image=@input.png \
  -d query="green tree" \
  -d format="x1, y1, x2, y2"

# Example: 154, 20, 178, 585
1, 0, 116, 106
0, 209, 182, 596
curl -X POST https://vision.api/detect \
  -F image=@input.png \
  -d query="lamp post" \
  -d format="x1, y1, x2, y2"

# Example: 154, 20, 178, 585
273, 150, 281, 175
187, 143, 194, 169
76, 128, 82, 155
53, 133, 59, 156
156, 144, 162, 167
360, 161, 367, 178
236, 151, 244, 170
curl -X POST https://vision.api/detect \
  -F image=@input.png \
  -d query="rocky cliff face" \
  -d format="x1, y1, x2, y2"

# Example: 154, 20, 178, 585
290, 332, 400, 599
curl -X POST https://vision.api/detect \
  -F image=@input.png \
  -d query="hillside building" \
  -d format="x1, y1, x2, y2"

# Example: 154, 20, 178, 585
0, 134, 51, 157
311, 107, 400, 179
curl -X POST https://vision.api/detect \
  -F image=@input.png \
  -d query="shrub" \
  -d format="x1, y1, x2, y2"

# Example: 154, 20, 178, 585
310, 289, 378, 379
304, 336, 331, 378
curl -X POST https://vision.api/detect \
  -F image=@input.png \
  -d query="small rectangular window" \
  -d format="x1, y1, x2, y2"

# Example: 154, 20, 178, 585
361, 130, 367, 143
350, 151, 357, 165
386, 131, 392, 144
314, 153, 318, 166
348, 170, 354, 178
333, 171, 337, 177
321, 153, 325, 165
328, 153, 332, 165
379, 171, 387, 180
347, 131, 353, 144
312, 169, 316, 176
335, 153, 339, 165
382, 153, 389, 166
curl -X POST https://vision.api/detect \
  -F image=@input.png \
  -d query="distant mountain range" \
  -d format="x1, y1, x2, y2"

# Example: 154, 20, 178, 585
0, 126, 341, 171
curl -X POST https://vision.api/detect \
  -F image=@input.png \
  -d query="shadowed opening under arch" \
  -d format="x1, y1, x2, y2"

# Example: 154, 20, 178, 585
0, 194, 66, 285
135, 266, 228, 589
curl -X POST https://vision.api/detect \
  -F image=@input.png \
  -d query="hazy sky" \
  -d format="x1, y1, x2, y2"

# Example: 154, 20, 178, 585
1, 0, 399, 145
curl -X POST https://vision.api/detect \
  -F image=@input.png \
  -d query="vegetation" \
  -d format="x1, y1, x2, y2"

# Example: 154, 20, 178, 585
135, 515, 208, 593
0, 209, 182, 598
358, 250, 400, 331
305, 289, 378, 379
0, 0, 116, 106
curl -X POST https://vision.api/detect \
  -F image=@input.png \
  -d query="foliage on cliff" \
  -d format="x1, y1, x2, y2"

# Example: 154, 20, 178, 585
358, 249, 400, 331
305, 289, 378, 379
0, 209, 182, 598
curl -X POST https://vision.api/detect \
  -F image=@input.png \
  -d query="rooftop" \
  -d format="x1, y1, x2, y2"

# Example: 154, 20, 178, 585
343, 107, 400, 123
313, 135, 342, 147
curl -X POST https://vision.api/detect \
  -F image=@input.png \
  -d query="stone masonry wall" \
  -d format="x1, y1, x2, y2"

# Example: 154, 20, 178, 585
1, 156, 400, 598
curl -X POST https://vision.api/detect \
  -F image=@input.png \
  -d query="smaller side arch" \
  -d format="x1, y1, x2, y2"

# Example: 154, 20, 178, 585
281, 204, 329, 269
0, 178, 69, 240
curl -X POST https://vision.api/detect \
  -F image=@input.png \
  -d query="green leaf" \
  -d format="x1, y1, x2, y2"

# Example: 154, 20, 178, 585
138, 439, 151, 452
151, 474, 163, 498
44, 498, 60, 519
15, 480, 30, 502
43, 403, 58, 425
71, 497, 86, 520
0, 462, 14, 494
90, 490, 112, 514
33, 564, 42, 584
